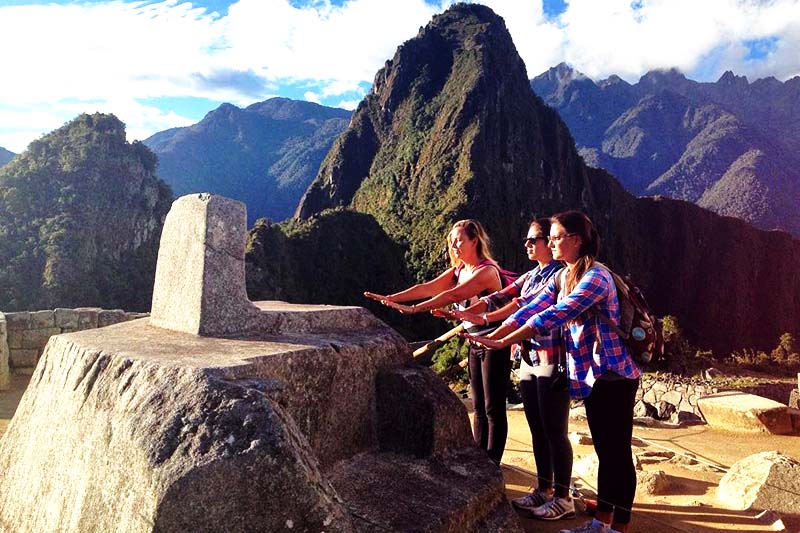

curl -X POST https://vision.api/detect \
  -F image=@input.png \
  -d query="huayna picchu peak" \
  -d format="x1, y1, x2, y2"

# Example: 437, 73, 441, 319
248, 2, 800, 354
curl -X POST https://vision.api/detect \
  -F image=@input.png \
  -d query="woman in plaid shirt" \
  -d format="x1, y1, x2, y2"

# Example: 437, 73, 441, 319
464, 211, 641, 533
435, 218, 572, 520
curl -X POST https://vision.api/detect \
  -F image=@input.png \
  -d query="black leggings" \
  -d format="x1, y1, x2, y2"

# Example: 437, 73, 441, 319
519, 374, 573, 498
584, 377, 640, 524
468, 344, 511, 463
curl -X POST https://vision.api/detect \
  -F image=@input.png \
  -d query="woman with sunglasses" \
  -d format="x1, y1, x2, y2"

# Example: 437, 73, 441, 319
434, 218, 572, 521
462, 211, 641, 533
364, 219, 511, 462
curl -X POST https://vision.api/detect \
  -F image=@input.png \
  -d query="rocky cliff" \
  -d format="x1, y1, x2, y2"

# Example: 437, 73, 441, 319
0, 146, 14, 167
0, 113, 172, 311
145, 98, 350, 225
264, 3, 800, 354
531, 64, 800, 236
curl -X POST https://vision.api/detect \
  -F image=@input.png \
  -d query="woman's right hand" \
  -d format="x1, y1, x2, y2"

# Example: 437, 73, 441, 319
435, 308, 482, 324
364, 291, 392, 304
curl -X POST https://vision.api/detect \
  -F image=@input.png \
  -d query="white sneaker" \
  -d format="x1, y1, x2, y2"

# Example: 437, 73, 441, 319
511, 489, 552, 512
533, 496, 576, 520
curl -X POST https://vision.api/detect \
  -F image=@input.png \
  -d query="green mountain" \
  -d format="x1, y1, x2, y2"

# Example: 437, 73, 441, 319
0, 146, 15, 167
248, 3, 800, 354
144, 98, 350, 225
531, 64, 800, 236
0, 113, 172, 311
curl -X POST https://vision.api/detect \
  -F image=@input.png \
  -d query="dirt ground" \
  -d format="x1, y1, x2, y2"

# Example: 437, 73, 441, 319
2, 374, 800, 532
501, 406, 800, 533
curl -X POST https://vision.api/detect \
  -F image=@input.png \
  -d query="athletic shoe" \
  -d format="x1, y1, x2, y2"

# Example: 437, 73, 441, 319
511, 489, 552, 512
559, 518, 611, 533
533, 496, 576, 520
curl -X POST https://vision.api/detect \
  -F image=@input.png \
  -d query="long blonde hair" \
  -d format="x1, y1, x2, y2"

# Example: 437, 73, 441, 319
551, 211, 600, 294
447, 219, 496, 267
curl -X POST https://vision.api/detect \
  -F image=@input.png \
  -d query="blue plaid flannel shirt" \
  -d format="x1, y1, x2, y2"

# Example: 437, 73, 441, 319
504, 266, 641, 398
482, 262, 563, 365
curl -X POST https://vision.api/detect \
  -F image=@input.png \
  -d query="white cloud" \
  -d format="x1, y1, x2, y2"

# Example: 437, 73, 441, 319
336, 99, 361, 110
304, 91, 321, 104
1, 0, 799, 152
556, 0, 800, 82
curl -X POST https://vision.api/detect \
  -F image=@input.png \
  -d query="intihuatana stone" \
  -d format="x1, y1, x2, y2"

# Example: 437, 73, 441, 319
0, 192, 521, 533
150, 194, 262, 336
718, 451, 800, 513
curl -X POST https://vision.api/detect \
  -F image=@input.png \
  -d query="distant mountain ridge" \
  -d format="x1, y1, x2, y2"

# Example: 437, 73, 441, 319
248, 3, 800, 354
144, 97, 350, 225
0, 113, 171, 311
0, 146, 14, 166
531, 64, 800, 236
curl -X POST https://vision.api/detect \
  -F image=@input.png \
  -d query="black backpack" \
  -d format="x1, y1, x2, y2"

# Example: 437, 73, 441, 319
558, 264, 664, 367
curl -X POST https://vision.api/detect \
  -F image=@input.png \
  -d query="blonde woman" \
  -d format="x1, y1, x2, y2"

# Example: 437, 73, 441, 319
365, 219, 512, 462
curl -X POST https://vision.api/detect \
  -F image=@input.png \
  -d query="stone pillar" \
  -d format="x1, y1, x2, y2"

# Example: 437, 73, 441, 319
150, 193, 261, 336
0, 312, 9, 391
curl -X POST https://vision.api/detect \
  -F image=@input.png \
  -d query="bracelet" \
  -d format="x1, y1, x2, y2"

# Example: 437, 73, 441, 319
481, 313, 488, 325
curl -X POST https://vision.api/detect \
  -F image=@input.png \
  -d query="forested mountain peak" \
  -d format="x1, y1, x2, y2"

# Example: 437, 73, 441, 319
0, 113, 172, 311
143, 97, 351, 224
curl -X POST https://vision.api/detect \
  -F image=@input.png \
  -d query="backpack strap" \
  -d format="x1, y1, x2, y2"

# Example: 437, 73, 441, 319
554, 263, 629, 340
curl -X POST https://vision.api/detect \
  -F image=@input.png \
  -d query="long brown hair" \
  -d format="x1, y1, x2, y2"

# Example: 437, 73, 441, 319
447, 219, 496, 267
550, 211, 600, 293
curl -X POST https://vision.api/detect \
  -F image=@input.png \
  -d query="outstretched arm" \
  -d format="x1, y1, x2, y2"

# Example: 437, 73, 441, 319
364, 267, 457, 304
461, 323, 537, 350
385, 264, 500, 314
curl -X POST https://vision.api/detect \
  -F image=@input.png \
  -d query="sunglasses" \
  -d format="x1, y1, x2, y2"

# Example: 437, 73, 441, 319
523, 236, 546, 246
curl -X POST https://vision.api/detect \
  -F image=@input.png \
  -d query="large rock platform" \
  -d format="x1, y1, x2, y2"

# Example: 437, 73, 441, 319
698, 391, 794, 434
0, 193, 520, 532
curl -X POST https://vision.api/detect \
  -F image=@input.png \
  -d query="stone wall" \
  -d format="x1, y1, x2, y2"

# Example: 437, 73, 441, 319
0, 308, 148, 385
635, 373, 800, 425
0, 313, 9, 391
635, 374, 719, 424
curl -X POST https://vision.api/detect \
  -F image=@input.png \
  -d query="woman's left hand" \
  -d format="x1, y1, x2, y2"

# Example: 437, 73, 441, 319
458, 332, 505, 350
383, 301, 418, 314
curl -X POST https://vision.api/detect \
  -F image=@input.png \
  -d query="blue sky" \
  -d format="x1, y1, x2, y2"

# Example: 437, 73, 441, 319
1, 0, 799, 153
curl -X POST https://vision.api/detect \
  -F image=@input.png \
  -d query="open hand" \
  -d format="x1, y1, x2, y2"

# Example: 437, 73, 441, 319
458, 332, 505, 350
431, 308, 457, 320
383, 301, 417, 314
363, 291, 387, 303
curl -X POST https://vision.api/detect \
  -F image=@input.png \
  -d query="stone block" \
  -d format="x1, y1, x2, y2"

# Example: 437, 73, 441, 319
7, 332, 22, 349
5, 312, 30, 330
9, 349, 38, 368
97, 309, 127, 328
637, 470, 672, 495
661, 390, 683, 406
21, 328, 61, 350
0, 316, 9, 391
29, 310, 55, 329
150, 194, 261, 336
789, 388, 799, 409
54, 309, 79, 329
0, 315, 6, 336
643, 389, 657, 404
718, 451, 800, 513
75, 308, 101, 330
698, 391, 793, 434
